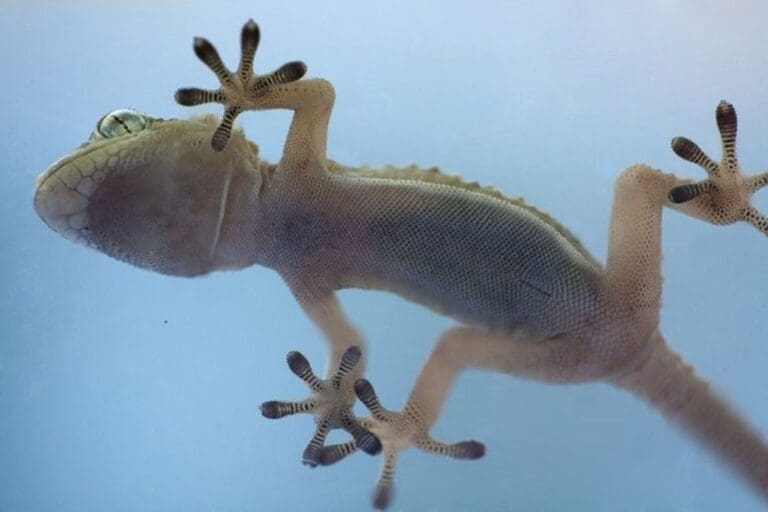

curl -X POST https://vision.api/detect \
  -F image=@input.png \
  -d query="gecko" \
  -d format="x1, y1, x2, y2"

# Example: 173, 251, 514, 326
32, 20, 768, 509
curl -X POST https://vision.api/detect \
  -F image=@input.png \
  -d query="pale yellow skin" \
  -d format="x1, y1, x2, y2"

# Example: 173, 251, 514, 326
33, 20, 768, 510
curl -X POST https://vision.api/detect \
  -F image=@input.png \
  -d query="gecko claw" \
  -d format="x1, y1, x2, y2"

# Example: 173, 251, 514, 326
259, 346, 381, 466
668, 101, 768, 235
175, 19, 307, 151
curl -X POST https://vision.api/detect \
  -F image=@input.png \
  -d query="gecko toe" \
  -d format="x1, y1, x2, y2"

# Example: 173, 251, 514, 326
319, 441, 358, 466
211, 105, 242, 151
715, 100, 737, 139
355, 429, 383, 455
670, 136, 719, 176
668, 181, 713, 204
302, 445, 323, 468
372, 484, 393, 510
250, 61, 307, 97
174, 87, 225, 107
238, 19, 260, 82
258, 400, 283, 419
341, 414, 382, 455
259, 399, 314, 419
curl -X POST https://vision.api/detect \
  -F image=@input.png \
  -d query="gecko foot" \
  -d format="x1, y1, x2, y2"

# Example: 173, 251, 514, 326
259, 346, 382, 467
668, 101, 768, 235
318, 378, 485, 510
174, 19, 307, 151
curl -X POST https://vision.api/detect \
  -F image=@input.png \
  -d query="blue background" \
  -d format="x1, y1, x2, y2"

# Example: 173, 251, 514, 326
2, 1, 768, 510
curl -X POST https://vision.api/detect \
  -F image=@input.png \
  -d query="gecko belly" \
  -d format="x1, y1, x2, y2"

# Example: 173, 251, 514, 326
347, 182, 604, 338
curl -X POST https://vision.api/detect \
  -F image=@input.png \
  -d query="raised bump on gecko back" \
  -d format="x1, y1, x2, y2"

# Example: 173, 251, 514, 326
317, 377, 485, 509
174, 19, 307, 151
667, 101, 768, 234
259, 346, 381, 467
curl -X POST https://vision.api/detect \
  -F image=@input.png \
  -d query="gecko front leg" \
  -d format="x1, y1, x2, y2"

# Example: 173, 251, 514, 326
175, 18, 335, 174
260, 289, 381, 466
604, 101, 768, 498
606, 101, 768, 313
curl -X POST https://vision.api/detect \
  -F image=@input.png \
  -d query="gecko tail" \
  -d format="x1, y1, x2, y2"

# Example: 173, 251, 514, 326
611, 331, 768, 500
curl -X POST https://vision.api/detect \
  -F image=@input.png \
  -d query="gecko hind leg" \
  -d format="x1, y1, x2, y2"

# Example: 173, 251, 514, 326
668, 101, 768, 234
318, 378, 485, 510
260, 346, 382, 467
316, 326, 610, 509
174, 19, 307, 151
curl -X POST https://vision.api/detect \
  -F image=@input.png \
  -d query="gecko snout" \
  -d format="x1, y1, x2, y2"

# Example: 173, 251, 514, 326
34, 160, 91, 242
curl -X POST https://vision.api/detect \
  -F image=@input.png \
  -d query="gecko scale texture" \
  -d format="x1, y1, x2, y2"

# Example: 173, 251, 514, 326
33, 20, 768, 509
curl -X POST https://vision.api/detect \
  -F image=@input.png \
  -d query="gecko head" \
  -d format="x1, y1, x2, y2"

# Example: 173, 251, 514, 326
33, 109, 262, 276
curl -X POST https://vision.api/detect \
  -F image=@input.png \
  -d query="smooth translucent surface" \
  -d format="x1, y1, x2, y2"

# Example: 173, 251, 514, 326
2, 1, 768, 510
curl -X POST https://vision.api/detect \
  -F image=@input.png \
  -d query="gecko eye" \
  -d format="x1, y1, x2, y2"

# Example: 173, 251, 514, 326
95, 109, 148, 139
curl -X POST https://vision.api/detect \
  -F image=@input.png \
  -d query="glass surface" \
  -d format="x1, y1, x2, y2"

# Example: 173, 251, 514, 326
2, 1, 767, 510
